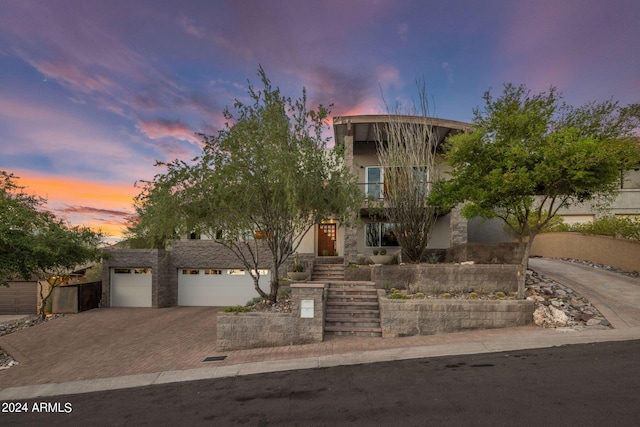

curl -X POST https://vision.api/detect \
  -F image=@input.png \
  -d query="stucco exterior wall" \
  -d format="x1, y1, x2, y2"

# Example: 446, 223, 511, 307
531, 232, 640, 272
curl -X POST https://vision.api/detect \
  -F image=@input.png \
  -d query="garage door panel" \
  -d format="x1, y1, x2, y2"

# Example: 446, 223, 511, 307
111, 268, 152, 307
178, 269, 270, 306
0, 282, 37, 315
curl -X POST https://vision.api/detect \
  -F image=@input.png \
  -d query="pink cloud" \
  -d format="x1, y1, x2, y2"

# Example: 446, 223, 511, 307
178, 16, 205, 38
138, 118, 199, 144
497, 0, 640, 103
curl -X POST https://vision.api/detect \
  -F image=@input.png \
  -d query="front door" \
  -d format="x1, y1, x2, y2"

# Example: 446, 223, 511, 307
318, 224, 337, 256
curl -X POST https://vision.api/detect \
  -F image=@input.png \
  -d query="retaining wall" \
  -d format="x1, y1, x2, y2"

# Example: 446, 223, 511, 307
378, 290, 534, 337
372, 264, 520, 294
447, 242, 524, 264
216, 283, 326, 351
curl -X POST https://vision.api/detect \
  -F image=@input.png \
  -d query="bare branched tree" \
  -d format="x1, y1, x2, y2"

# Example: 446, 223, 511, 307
375, 82, 439, 263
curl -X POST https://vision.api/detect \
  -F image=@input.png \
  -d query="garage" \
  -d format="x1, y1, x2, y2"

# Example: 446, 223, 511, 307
110, 268, 152, 307
0, 280, 37, 315
178, 268, 270, 307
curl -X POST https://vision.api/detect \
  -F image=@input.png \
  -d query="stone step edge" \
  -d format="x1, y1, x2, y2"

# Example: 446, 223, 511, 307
324, 326, 383, 333
326, 309, 380, 314
327, 294, 378, 301
324, 318, 381, 324
326, 301, 380, 307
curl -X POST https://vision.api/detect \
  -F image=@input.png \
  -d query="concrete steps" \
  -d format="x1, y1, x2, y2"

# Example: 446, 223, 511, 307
324, 281, 381, 337
312, 263, 345, 281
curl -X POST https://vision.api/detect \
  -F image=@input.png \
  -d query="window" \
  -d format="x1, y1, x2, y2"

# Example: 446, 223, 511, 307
204, 269, 222, 275
227, 269, 245, 275
365, 223, 399, 247
134, 268, 152, 274
182, 269, 200, 275
365, 166, 384, 199
114, 268, 131, 274
250, 269, 269, 276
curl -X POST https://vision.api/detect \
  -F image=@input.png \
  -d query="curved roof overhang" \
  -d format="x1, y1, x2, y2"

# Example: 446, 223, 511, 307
332, 114, 472, 147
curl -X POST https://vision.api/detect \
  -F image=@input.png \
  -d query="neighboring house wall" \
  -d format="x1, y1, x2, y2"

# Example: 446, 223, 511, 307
0, 279, 37, 315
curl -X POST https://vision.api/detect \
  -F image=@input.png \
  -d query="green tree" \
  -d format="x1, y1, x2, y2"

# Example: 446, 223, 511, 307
432, 84, 640, 298
129, 68, 361, 303
1, 171, 105, 317
0, 170, 44, 282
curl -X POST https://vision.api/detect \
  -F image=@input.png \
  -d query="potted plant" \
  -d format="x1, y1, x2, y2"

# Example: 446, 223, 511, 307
287, 253, 309, 281
370, 248, 393, 264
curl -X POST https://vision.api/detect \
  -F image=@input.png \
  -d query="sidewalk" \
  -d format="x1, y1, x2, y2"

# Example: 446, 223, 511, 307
2, 258, 640, 400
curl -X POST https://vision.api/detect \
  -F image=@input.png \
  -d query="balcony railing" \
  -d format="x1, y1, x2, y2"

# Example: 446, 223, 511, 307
358, 182, 385, 200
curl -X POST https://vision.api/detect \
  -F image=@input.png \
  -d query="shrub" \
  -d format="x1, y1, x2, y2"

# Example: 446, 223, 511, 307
372, 249, 380, 256
379, 248, 387, 255
443, 293, 452, 299
223, 305, 251, 313
469, 292, 478, 299
569, 216, 640, 241
245, 297, 263, 306
277, 287, 291, 298
415, 292, 425, 298
388, 291, 409, 300
495, 291, 506, 298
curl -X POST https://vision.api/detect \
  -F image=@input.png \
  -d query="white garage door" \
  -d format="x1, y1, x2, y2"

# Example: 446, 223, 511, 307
111, 268, 152, 307
178, 268, 270, 307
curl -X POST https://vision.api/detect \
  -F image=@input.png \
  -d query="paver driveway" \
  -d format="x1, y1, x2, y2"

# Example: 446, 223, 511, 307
0, 307, 221, 388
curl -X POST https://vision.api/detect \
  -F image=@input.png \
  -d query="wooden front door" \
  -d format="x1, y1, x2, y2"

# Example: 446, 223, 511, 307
318, 224, 337, 256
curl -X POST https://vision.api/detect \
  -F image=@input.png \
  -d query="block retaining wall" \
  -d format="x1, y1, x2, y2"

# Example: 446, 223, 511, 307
378, 290, 534, 338
372, 264, 520, 294
216, 283, 326, 351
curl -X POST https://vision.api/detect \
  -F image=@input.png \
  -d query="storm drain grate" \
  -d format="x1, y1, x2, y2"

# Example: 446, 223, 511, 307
203, 356, 227, 362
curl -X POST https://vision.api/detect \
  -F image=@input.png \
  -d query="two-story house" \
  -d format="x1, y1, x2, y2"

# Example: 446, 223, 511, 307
102, 114, 639, 308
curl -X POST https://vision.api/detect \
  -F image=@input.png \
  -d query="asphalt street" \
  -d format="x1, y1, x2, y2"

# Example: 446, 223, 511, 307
3, 339, 640, 426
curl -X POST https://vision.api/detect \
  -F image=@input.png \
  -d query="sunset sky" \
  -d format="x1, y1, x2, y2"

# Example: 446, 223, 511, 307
1, 0, 639, 242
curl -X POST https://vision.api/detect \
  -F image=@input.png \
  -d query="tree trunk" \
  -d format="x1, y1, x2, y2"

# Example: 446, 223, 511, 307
38, 283, 52, 320
252, 274, 268, 301
517, 237, 535, 299
269, 262, 280, 303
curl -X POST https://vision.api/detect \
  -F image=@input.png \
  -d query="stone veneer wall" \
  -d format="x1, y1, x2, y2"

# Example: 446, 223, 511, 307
216, 283, 326, 351
449, 205, 468, 246
447, 242, 525, 264
378, 290, 534, 337
372, 264, 520, 294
